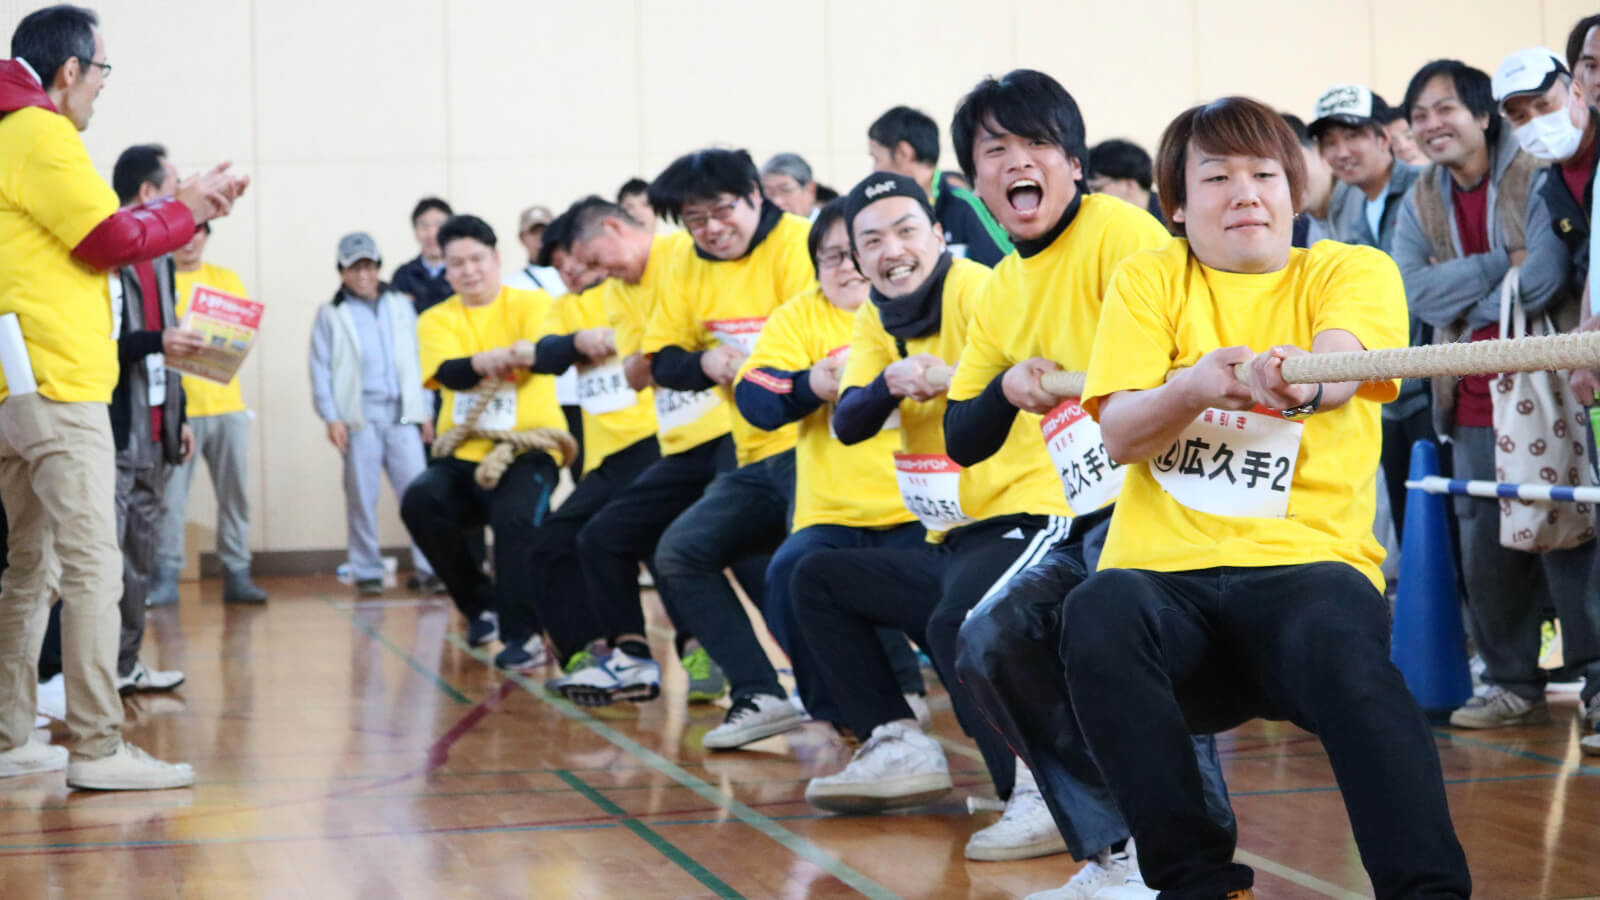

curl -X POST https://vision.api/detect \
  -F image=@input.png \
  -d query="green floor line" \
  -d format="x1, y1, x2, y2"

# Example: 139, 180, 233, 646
320, 595, 471, 705
556, 769, 744, 900
447, 633, 901, 900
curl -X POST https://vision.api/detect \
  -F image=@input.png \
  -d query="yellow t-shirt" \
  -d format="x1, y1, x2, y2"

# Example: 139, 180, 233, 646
549, 280, 657, 475
174, 263, 250, 417
418, 285, 566, 464
951, 195, 1172, 515
0, 106, 121, 404
1082, 239, 1408, 591
737, 287, 915, 531
841, 258, 1069, 538
610, 231, 728, 456
643, 212, 811, 466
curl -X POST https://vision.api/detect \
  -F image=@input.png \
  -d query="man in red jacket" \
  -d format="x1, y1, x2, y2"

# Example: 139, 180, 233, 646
0, 4, 245, 791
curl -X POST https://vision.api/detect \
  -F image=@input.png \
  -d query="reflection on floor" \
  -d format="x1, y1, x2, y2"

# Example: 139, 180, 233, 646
2, 575, 1596, 899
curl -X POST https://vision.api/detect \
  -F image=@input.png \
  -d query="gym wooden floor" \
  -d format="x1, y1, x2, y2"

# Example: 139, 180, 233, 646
2, 576, 1595, 899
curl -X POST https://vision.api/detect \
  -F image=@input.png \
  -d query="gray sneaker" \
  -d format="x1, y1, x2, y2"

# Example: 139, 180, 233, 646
223, 569, 268, 605
681, 647, 728, 704
1448, 686, 1550, 729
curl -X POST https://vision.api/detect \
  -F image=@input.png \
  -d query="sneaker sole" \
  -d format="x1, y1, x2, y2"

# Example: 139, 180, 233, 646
119, 677, 185, 696
686, 685, 728, 704
0, 757, 67, 778
66, 774, 196, 791
615, 683, 661, 704
1447, 707, 1552, 729
702, 711, 809, 750
964, 832, 1070, 862
805, 774, 953, 814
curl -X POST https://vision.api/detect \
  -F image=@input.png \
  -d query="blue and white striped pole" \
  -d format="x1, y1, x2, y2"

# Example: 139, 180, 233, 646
1405, 476, 1600, 504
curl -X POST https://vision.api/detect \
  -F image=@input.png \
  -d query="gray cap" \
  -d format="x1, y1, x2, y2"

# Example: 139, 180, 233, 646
762, 152, 814, 185
337, 232, 381, 268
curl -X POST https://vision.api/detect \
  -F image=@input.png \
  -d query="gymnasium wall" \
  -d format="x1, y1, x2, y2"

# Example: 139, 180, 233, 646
0, 0, 1587, 563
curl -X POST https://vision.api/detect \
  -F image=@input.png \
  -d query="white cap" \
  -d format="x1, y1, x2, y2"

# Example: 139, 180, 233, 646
1492, 47, 1568, 109
1309, 84, 1379, 137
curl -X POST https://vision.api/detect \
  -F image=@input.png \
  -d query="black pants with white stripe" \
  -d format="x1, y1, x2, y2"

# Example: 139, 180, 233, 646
793, 513, 1067, 798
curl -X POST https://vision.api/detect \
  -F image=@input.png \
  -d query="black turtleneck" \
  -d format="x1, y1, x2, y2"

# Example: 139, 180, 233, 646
944, 194, 1080, 466
870, 251, 953, 340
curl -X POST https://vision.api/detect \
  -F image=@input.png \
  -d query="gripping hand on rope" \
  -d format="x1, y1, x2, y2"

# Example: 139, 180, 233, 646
433, 342, 578, 489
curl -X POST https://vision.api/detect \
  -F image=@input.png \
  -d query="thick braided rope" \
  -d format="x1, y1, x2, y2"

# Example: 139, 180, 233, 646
431, 380, 578, 489
925, 331, 1600, 399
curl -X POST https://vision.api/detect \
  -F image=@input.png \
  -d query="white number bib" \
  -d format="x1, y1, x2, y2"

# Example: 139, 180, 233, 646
706, 317, 765, 355
145, 354, 167, 407
1041, 399, 1123, 515
453, 383, 518, 431
555, 368, 579, 406
656, 387, 723, 434
576, 359, 636, 415
1149, 407, 1303, 519
895, 452, 972, 534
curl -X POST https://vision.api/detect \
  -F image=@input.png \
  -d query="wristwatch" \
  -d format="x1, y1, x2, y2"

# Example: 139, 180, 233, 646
1280, 383, 1323, 421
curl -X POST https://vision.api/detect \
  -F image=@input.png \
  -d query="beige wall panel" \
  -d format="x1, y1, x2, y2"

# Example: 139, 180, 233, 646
446, 0, 638, 160
1375, 1, 1544, 100
80, 1, 254, 169
1542, 2, 1598, 58
636, 1, 828, 154
1190, 1, 1374, 128
1014, 0, 1195, 163
254, 0, 448, 163
449, 155, 650, 268
826, 0, 1016, 170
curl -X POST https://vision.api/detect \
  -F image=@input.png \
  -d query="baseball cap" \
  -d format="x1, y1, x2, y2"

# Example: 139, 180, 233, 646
1492, 47, 1569, 109
1308, 84, 1382, 137
841, 171, 936, 248
336, 232, 381, 268
518, 205, 554, 234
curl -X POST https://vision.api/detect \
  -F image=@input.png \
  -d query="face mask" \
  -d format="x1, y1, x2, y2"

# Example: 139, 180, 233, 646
1514, 108, 1584, 161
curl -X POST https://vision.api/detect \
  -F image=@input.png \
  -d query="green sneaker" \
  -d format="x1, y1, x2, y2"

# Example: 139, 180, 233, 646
681, 647, 728, 704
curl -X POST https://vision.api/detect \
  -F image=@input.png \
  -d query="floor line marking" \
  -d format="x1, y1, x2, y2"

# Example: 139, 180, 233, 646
448, 633, 901, 900
556, 769, 745, 899
1233, 849, 1367, 900
1434, 730, 1600, 775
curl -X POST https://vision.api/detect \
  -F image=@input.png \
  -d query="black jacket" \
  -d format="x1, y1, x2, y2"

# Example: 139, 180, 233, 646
392, 256, 455, 315
1540, 145, 1597, 297
109, 255, 187, 460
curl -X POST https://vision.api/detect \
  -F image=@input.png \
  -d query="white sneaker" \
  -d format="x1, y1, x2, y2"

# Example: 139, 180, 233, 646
548, 649, 660, 706
905, 692, 932, 729
66, 742, 194, 791
966, 764, 1069, 861
702, 693, 809, 750
0, 736, 67, 777
116, 661, 185, 695
36, 674, 65, 721
1448, 686, 1550, 729
1025, 843, 1143, 900
805, 721, 952, 813
1582, 732, 1600, 757
1582, 694, 1599, 730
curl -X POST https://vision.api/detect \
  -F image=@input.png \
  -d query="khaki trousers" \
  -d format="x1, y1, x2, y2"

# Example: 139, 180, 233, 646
0, 393, 122, 759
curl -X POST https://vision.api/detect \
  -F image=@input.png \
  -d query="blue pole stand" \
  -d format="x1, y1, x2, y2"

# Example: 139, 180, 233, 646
1390, 439, 1473, 724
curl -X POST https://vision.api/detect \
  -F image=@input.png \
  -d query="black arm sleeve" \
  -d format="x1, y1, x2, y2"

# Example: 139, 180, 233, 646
734, 366, 823, 430
532, 334, 580, 375
944, 373, 1020, 466
832, 376, 901, 446
433, 358, 482, 391
651, 345, 716, 392
118, 330, 163, 365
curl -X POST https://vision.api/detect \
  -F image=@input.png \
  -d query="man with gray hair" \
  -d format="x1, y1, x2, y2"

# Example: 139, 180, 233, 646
310, 233, 439, 596
761, 153, 822, 220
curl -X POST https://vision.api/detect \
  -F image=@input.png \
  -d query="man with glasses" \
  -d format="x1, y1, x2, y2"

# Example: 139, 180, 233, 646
0, 3, 245, 790
761, 153, 823, 220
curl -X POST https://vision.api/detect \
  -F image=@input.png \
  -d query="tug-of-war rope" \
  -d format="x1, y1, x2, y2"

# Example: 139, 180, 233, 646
921, 330, 1600, 400
432, 353, 579, 489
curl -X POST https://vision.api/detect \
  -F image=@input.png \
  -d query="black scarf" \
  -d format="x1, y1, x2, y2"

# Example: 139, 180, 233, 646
870, 251, 953, 340
1012, 187, 1083, 258
693, 198, 784, 262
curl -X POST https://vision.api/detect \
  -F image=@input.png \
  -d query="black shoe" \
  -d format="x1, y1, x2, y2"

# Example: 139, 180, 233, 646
355, 578, 384, 597
223, 570, 268, 605
408, 574, 446, 594
466, 611, 499, 647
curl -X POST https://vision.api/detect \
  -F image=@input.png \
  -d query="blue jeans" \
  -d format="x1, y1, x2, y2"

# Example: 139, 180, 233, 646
654, 450, 795, 701
766, 522, 927, 726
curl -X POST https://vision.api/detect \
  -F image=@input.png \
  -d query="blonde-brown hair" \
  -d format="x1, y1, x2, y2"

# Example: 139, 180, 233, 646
1155, 97, 1307, 235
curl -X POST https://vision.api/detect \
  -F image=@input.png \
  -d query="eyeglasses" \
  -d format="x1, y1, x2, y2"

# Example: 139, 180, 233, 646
681, 200, 740, 232
816, 248, 854, 270
78, 57, 111, 79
